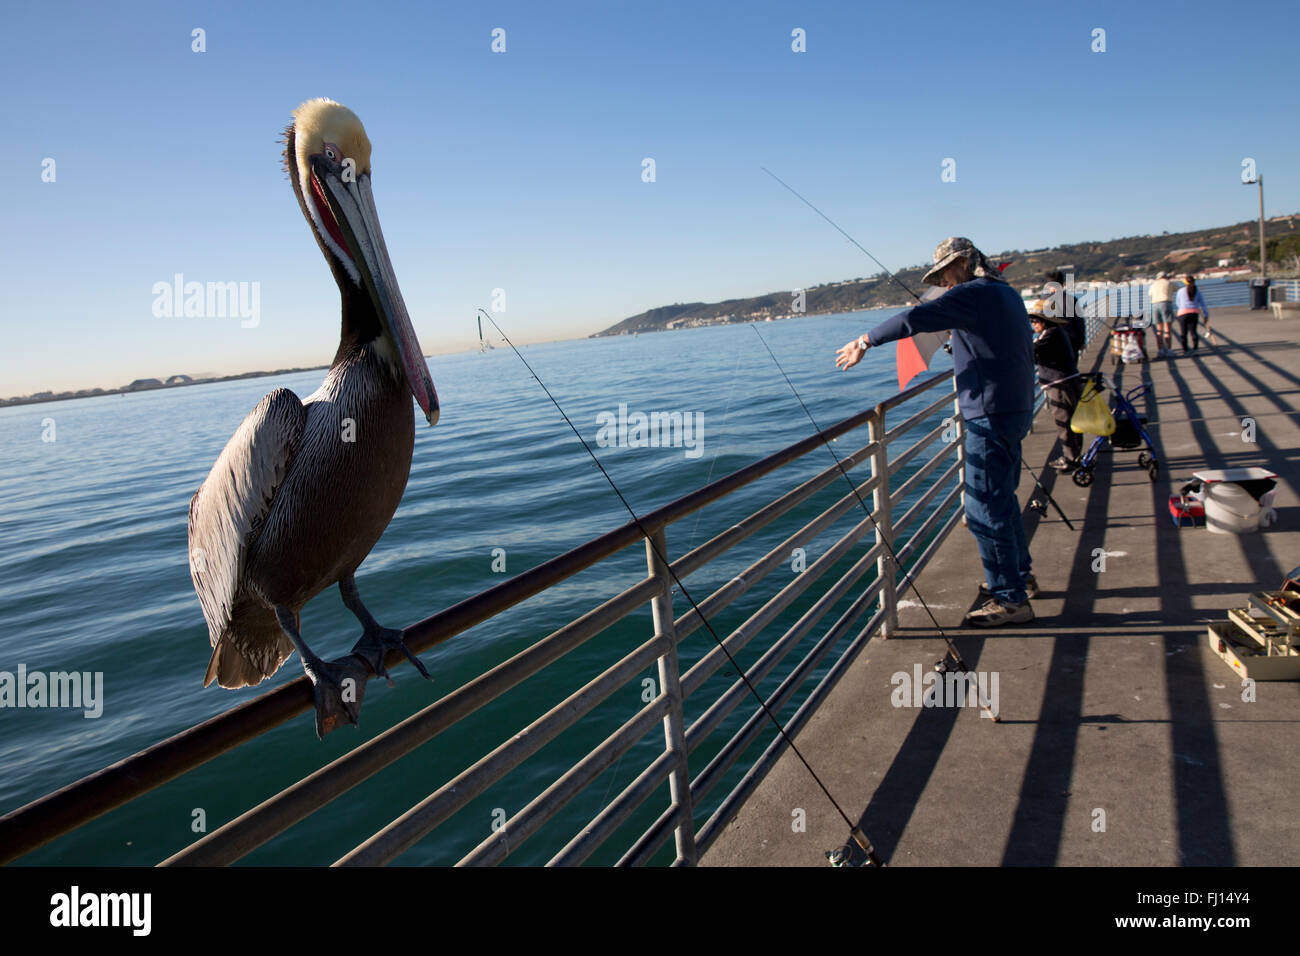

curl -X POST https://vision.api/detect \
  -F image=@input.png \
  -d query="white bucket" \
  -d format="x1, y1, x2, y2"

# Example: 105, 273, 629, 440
1205, 482, 1264, 534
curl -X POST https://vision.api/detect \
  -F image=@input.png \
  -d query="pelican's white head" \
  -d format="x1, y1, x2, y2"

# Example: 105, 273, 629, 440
287, 98, 438, 425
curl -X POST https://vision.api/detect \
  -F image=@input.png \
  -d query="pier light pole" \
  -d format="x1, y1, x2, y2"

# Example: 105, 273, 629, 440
1242, 173, 1266, 280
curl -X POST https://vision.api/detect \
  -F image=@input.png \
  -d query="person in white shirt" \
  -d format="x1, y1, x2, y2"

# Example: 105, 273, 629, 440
1148, 272, 1176, 357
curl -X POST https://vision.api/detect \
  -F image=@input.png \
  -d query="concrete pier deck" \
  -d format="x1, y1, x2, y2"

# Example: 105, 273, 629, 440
703, 305, 1300, 867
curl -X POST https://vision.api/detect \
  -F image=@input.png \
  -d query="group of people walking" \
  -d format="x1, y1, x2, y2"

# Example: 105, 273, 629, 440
1149, 272, 1212, 355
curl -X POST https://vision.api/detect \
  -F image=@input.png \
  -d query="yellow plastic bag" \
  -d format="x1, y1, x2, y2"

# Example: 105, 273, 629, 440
1070, 379, 1115, 436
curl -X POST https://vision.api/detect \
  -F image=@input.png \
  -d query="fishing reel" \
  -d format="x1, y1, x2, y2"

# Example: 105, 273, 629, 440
934, 652, 963, 674
826, 825, 885, 866
825, 843, 881, 867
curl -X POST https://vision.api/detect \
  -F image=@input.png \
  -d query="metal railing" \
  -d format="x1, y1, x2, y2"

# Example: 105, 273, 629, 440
0, 365, 972, 867
1076, 277, 1300, 320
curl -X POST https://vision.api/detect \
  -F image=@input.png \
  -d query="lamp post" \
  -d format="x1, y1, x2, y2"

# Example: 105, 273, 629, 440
1242, 173, 1266, 280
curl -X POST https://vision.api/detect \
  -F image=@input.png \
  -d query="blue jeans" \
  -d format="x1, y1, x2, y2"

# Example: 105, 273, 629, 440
963, 412, 1033, 605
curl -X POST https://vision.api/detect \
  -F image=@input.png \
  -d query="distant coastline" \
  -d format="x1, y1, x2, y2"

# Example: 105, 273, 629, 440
8, 213, 1296, 406
0, 366, 329, 409
590, 214, 1299, 337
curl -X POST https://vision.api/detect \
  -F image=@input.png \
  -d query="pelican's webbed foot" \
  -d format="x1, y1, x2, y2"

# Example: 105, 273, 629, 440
351, 626, 431, 685
302, 654, 372, 738
340, 574, 432, 685
275, 606, 372, 739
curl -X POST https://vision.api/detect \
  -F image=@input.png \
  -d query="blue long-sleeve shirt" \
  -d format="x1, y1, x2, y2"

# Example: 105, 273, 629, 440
867, 277, 1035, 419
1175, 286, 1209, 317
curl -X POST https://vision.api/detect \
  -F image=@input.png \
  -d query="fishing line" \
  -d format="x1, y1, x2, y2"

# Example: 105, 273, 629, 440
763, 169, 1075, 533
684, 348, 745, 556
477, 309, 883, 867
748, 326, 997, 722
599, 344, 740, 814
760, 167, 922, 306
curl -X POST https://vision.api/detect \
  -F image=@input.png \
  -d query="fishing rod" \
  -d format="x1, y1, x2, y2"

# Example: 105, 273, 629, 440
748, 326, 998, 721
762, 168, 1076, 531
761, 167, 922, 305
476, 309, 884, 867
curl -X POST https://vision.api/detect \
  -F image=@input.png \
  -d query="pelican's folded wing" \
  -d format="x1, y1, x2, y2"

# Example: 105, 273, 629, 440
188, 388, 307, 684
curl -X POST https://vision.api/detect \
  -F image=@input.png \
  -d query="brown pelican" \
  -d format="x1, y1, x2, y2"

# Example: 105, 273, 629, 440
187, 98, 438, 738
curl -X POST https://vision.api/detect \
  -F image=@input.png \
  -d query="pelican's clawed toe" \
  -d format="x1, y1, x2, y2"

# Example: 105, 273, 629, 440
351, 626, 432, 686
302, 654, 372, 739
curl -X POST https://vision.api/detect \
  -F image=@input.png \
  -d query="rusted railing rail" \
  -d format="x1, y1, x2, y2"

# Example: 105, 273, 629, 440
2, 367, 968, 867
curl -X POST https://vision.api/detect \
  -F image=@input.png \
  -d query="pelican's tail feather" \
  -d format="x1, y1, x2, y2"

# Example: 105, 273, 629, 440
203, 600, 296, 689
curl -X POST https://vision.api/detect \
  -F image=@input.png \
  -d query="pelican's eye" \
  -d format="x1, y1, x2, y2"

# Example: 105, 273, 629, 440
323, 143, 340, 163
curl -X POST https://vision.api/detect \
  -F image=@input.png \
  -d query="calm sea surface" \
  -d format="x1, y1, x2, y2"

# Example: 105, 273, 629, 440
0, 311, 956, 865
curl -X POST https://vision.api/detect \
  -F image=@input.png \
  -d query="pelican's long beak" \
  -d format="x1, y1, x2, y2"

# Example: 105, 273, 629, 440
314, 160, 439, 426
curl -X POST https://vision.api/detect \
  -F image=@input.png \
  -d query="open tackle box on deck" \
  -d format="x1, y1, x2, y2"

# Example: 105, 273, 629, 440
1207, 566, 1300, 680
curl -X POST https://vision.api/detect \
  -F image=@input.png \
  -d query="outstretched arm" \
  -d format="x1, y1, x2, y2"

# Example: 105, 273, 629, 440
835, 288, 975, 370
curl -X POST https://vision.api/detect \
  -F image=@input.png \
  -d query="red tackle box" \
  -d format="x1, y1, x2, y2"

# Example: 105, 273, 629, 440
1169, 494, 1205, 527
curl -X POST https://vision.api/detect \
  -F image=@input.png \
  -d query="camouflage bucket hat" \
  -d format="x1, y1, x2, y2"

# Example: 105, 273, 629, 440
922, 236, 1001, 286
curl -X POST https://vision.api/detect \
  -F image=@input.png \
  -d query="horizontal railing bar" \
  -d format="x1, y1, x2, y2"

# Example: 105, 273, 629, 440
689, 573, 886, 811
457, 696, 670, 866
3, 370, 966, 868
884, 388, 956, 444
550, 748, 680, 867
895, 483, 964, 567
679, 507, 879, 699
627, 447, 955, 866
672, 472, 880, 645
0, 378, 921, 863
893, 458, 962, 538
695, 606, 887, 857
873, 369, 956, 416
335, 632, 671, 866
669, 437, 879, 582
889, 438, 959, 513
896, 497, 966, 590
684, 539, 884, 759
885, 419, 948, 478
161, 576, 659, 866
877, 369, 954, 414
617, 802, 685, 868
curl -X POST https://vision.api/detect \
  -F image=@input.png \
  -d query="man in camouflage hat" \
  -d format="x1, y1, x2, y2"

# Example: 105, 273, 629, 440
836, 237, 1037, 626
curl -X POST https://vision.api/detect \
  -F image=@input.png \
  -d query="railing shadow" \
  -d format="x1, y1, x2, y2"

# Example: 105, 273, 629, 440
997, 363, 1121, 865
1148, 353, 1251, 863
847, 341, 1108, 865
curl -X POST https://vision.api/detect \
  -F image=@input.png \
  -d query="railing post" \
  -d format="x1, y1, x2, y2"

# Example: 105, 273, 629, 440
867, 410, 898, 638
645, 527, 698, 865
952, 396, 967, 527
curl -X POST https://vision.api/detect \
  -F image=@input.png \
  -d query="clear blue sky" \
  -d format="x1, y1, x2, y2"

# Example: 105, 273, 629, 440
3, 0, 1296, 394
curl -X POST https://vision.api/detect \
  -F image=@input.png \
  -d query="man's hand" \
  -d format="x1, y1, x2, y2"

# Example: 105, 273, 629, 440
836, 336, 869, 370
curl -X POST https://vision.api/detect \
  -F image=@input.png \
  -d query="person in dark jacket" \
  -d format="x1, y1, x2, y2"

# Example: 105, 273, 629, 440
1045, 269, 1086, 358
836, 237, 1036, 627
1028, 298, 1082, 472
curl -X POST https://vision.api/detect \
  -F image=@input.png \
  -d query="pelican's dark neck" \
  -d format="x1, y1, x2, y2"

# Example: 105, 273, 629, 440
282, 125, 387, 367
336, 285, 387, 366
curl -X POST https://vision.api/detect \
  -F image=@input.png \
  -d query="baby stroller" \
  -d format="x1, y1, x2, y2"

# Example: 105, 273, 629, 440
1071, 373, 1160, 486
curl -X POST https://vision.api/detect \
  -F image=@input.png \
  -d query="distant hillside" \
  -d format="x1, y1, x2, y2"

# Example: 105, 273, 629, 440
0, 365, 327, 408
593, 215, 1300, 336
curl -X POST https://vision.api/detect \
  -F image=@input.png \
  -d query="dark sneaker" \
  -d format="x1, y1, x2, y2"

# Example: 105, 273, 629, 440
1049, 457, 1076, 473
979, 574, 1038, 600
963, 598, 1035, 627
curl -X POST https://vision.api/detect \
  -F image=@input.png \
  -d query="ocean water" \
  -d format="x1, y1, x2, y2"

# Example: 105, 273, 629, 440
0, 311, 957, 865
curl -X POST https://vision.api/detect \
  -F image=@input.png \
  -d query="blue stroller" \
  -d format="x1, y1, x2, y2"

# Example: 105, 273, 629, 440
1071, 374, 1161, 486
